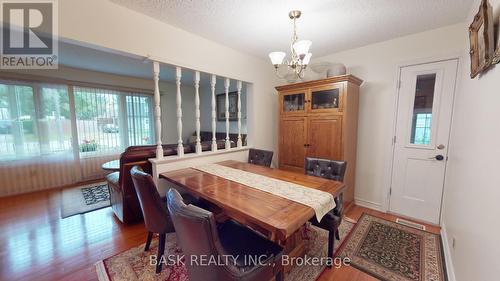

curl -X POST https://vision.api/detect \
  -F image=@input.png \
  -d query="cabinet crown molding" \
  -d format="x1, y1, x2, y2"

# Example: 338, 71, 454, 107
275, 75, 363, 92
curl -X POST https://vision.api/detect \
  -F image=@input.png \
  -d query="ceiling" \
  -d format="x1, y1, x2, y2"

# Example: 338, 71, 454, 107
111, 0, 474, 61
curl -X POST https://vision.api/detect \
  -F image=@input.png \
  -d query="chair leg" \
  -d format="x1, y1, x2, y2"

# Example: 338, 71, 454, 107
144, 231, 153, 251
156, 233, 166, 274
275, 268, 283, 281
327, 230, 335, 268
335, 228, 340, 241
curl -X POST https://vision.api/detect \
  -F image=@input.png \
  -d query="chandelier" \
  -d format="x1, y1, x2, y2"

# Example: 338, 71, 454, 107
269, 10, 312, 79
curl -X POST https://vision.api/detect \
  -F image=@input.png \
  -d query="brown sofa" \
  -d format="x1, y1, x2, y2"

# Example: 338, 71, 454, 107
195, 131, 247, 147
107, 144, 183, 223
107, 140, 229, 224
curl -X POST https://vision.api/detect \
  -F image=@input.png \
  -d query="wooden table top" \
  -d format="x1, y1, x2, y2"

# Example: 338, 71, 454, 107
159, 160, 346, 242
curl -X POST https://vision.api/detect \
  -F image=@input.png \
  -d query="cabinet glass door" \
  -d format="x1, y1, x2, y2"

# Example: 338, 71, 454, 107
281, 92, 306, 114
310, 86, 342, 112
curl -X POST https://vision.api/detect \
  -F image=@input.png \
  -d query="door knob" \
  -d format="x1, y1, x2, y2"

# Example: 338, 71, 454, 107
428, 155, 444, 161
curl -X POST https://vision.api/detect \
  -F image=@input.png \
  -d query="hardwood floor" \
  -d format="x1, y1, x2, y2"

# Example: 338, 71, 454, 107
0, 188, 440, 281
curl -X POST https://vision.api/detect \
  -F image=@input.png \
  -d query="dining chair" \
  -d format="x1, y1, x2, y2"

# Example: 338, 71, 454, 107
130, 165, 175, 274
304, 157, 347, 266
248, 148, 274, 167
167, 188, 284, 281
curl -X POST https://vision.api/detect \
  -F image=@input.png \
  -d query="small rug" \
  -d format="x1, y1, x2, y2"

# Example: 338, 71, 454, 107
95, 220, 355, 281
337, 213, 446, 281
61, 182, 110, 218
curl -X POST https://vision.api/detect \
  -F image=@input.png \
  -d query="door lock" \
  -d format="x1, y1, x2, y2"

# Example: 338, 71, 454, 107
437, 144, 445, 150
428, 155, 445, 161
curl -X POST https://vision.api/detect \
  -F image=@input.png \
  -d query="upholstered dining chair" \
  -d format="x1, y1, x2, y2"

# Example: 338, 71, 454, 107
167, 188, 284, 281
248, 148, 274, 167
130, 165, 175, 274
304, 157, 347, 266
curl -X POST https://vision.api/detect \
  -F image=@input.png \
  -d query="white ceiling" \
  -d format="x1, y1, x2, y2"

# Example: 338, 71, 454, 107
111, 0, 474, 61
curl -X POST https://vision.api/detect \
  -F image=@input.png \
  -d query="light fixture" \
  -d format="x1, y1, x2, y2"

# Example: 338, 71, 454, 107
269, 10, 312, 79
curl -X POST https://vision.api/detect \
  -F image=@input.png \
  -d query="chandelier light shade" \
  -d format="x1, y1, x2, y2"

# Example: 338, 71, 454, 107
269, 10, 312, 79
292, 40, 312, 58
269, 52, 286, 65
302, 53, 312, 65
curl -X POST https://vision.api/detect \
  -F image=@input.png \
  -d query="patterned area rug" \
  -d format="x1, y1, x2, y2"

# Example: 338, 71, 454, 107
61, 182, 110, 218
337, 213, 446, 281
95, 220, 355, 281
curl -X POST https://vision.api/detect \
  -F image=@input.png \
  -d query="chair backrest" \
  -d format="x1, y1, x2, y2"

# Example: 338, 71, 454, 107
167, 189, 225, 281
248, 148, 274, 167
304, 157, 346, 217
304, 157, 347, 182
130, 166, 174, 234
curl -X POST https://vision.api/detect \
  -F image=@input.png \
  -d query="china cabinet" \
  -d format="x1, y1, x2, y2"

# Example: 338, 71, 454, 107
276, 75, 363, 202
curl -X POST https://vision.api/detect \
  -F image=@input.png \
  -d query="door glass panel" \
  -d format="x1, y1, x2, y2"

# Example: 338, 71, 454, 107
410, 74, 436, 145
311, 88, 339, 110
283, 93, 305, 112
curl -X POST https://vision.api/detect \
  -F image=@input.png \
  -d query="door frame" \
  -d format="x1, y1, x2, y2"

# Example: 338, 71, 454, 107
381, 55, 462, 225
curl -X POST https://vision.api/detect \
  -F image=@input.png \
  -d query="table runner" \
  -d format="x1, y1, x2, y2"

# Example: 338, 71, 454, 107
192, 163, 335, 222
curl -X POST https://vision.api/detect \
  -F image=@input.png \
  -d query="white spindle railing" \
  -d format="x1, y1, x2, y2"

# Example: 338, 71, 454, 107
237, 80, 242, 148
211, 74, 217, 152
148, 59, 249, 163
224, 78, 231, 149
194, 71, 202, 154
152, 61, 163, 159
176, 67, 184, 157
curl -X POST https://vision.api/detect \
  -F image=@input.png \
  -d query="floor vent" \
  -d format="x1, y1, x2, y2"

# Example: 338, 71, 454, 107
396, 218, 426, 231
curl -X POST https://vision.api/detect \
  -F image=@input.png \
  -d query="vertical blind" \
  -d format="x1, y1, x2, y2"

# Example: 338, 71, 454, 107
0, 81, 154, 159
0, 82, 72, 157
0, 79, 154, 196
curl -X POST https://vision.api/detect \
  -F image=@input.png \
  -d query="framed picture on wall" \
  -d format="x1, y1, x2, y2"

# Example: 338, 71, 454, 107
493, 15, 500, 64
216, 92, 238, 121
469, 0, 494, 78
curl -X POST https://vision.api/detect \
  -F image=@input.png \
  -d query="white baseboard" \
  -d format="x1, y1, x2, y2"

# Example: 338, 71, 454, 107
354, 197, 383, 211
440, 223, 456, 281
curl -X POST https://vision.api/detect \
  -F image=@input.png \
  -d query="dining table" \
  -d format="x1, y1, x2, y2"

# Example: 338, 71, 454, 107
159, 160, 346, 268
101, 159, 120, 171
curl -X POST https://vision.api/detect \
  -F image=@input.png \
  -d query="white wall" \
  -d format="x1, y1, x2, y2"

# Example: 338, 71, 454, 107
441, 1, 500, 281
315, 4, 500, 281
160, 83, 196, 144
199, 79, 247, 135
313, 24, 465, 210
59, 0, 278, 152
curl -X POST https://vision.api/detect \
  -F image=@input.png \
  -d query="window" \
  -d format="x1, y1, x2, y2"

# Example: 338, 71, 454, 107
126, 95, 153, 146
410, 74, 436, 145
74, 87, 122, 154
412, 113, 432, 145
0, 80, 154, 160
0, 83, 37, 157
0, 82, 72, 158
40, 85, 72, 153
74, 86, 154, 155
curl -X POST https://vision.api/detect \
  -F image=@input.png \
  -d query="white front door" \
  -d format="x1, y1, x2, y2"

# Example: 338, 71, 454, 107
389, 59, 458, 224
